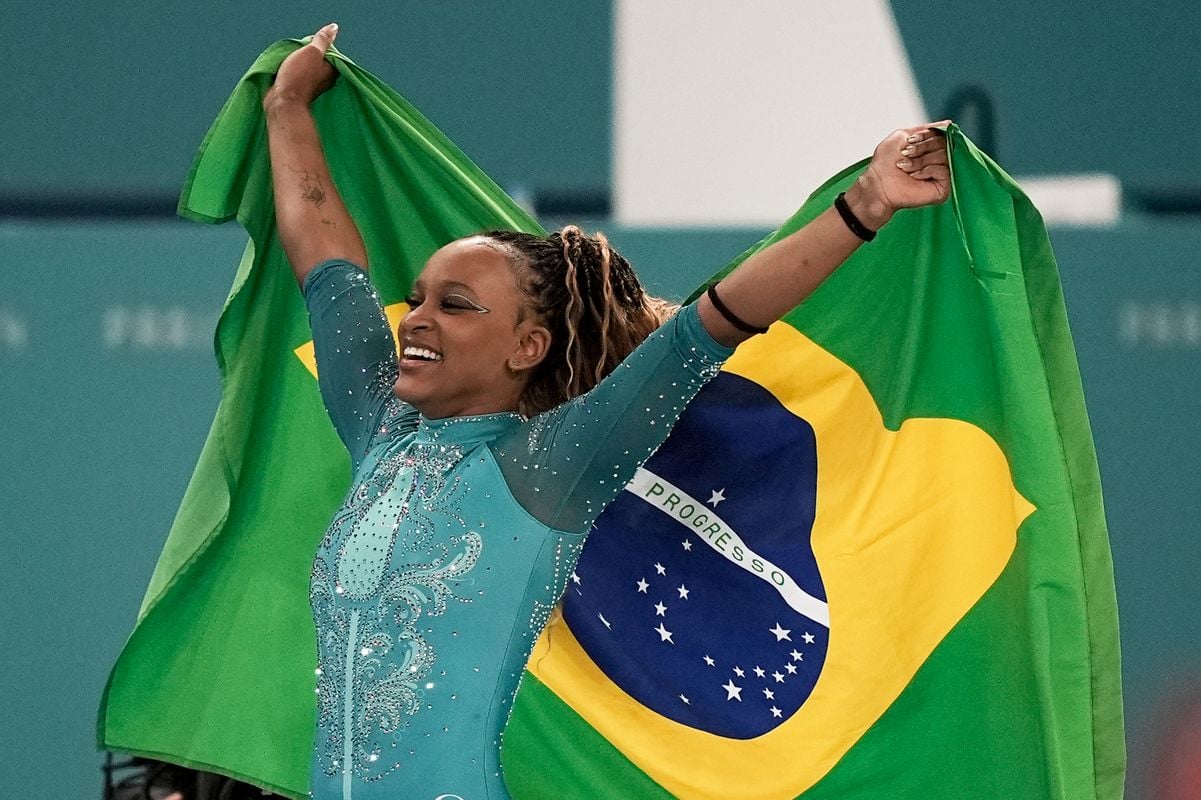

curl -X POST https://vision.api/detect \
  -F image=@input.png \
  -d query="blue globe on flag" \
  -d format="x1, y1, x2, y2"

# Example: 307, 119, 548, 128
563, 372, 828, 738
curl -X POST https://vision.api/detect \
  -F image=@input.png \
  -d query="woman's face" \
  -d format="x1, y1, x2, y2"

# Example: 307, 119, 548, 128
394, 237, 548, 419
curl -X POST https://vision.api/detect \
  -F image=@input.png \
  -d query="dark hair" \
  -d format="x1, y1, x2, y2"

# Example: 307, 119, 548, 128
480, 225, 676, 416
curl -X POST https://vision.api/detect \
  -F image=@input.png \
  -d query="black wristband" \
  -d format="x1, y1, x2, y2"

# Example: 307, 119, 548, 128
706, 283, 769, 335
834, 191, 877, 242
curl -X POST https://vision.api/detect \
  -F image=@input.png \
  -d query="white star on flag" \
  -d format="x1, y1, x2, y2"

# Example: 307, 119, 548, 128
654, 562, 666, 575
677, 584, 690, 600
707, 488, 727, 507
636, 578, 649, 593
703, 655, 715, 666
653, 601, 667, 617
733, 666, 745, 677
790, 649, 804, 661
763, 687, 775, 699
681, 539, 693, 551
770, 706, 782, 718
785, 663, 798, 675
570, 571, 581, 585
680, 694, 690, 705
772, 671, 785, 683
802, 631, 816, 644
753, 666, 766, 678
722, 679, 742, 701
654, 623, 674, 643
770, 622, 792, 641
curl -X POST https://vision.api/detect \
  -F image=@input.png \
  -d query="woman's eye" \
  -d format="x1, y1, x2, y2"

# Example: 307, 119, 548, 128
403, 293, 487, 313
442, 294, 489, 313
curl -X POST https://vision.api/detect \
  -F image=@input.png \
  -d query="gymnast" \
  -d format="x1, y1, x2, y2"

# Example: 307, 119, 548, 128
265, 22, 950, 800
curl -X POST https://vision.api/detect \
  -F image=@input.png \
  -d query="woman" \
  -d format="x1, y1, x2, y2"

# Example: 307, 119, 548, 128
266, 23, 950, 800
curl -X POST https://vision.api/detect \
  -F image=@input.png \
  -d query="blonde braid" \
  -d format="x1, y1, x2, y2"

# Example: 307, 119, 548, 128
593, 231, 617, 385
558, 225, 585, 398
479, 227, 678, 416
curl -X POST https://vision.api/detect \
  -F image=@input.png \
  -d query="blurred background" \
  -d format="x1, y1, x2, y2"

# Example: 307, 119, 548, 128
2, 1, 1199, 798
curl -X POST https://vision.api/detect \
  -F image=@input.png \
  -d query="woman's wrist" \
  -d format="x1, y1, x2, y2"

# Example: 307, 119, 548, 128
263, 86, 313, 113
844, 176, 895, 232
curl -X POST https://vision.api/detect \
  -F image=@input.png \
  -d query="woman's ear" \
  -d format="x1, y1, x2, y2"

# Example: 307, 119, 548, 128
511, 324, 551, 373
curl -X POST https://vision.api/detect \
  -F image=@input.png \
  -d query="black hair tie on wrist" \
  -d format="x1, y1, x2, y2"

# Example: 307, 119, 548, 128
834, 191, 877, 242
707, 283, 769, 335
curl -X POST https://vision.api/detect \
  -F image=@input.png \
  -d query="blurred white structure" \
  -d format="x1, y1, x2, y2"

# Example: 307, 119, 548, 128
1013, 174, 1122, 226
614, 1, 928, 226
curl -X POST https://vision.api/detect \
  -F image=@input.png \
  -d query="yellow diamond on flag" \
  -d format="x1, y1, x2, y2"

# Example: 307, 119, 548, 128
525, 321, 1035, 799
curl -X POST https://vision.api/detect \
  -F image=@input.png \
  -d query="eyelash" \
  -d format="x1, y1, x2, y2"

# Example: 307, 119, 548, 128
403, 295, 474, 312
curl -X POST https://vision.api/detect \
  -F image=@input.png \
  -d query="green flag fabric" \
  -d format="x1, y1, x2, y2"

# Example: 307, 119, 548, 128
99, 40, 1123, 800
501, 139, 1124, 798
97, 39, 541, 798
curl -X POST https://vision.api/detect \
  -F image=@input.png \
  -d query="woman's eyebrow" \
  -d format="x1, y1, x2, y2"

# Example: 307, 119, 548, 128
409, 279, 479, 297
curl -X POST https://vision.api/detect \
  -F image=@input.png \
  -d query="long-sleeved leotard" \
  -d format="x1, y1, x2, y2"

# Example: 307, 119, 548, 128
303, 260, 732, 800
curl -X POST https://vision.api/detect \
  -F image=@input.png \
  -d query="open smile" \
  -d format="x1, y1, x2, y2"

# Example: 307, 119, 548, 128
400, 345, 443, 368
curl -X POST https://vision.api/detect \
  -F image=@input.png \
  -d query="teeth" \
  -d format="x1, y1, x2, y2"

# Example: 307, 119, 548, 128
403, 346, 442, 362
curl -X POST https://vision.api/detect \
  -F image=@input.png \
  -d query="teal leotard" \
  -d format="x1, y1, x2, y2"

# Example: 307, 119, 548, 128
303, 260, 732, 800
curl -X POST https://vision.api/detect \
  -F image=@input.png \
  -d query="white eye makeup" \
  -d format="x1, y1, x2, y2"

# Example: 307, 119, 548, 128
443, 293, 491, 314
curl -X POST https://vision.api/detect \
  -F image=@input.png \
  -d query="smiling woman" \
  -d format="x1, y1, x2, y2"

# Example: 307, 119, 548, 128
263, 22, 949, 800
392, 237, 539, 420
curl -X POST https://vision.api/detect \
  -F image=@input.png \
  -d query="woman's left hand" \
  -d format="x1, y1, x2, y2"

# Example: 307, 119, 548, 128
846, 121, 952, 230
265, 23, 340, 108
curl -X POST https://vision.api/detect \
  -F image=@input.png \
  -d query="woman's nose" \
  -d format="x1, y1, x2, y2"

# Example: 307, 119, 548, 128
400, 308, 431, 335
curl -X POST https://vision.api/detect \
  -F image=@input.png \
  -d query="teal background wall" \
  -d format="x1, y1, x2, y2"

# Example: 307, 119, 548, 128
4, 1, 612, 200
5, 2, 1200, 200
892, 0, 1201, 192
3, 2, 1199, 799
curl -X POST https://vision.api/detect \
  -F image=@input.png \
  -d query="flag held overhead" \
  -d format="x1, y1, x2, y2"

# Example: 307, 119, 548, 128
98, 38, 541, 799
504, 131, 1122, 800
98, 37, 1122, 800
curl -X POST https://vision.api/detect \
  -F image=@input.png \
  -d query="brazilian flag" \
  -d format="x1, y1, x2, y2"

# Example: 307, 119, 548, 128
504, 142, 1123, 799
98, 39, 1122, 800
97, 39, 541, 798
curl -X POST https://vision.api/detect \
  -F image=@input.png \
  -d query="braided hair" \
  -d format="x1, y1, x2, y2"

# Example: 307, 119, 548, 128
480, 226, 677, 416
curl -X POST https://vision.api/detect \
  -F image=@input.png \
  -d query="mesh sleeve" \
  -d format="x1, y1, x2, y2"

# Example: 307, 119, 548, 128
303, 260, 418, 466
492, 301, 734, 534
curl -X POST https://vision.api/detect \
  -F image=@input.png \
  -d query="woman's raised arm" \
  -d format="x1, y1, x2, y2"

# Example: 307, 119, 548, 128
697, 123, 951, 347
263, 23, 369, 285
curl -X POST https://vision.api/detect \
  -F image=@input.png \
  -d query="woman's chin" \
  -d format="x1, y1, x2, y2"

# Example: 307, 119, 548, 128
392, 377, 424, 406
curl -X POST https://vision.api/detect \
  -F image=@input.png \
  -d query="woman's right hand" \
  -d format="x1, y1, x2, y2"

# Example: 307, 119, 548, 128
264, 23, 340, 108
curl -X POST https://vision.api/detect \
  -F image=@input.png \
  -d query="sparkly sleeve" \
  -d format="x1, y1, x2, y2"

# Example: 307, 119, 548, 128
493, 301, 734, 534
303, 260, 418, 463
